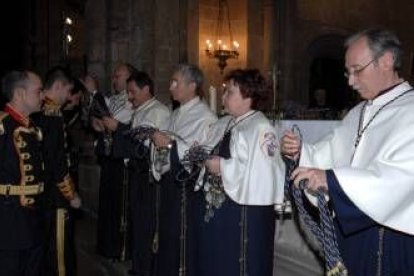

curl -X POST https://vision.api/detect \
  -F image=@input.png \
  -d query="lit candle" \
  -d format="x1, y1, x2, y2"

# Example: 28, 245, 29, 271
209, 85, 217, 113
206, 39, 210, 51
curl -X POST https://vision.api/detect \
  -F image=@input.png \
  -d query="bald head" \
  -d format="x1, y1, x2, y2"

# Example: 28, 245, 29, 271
112, 63, 137, 93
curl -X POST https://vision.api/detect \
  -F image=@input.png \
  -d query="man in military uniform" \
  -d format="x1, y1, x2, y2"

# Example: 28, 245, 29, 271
0, 70, 45, 276
32, 66, 81, 276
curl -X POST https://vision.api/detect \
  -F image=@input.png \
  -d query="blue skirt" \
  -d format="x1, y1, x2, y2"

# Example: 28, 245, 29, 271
193, 191, 275, 276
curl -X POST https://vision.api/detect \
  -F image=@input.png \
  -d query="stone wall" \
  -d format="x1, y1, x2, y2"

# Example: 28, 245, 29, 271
7, 0, 414, 107
84, 0, 185, 104
278, 0, 414, 107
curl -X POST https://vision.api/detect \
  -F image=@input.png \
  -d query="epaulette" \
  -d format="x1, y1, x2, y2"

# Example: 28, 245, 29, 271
0, 111, 9, 135
43, 97, 62, 117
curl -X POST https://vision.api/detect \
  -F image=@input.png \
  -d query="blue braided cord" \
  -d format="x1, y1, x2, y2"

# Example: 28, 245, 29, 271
285, 169, 324, 253
285, 125, 347, 274
124, 125, 189, 147
176, 145, 213, 183
123, 124, 156, 159
317, 191, 344, 270
124, 124, 158, 143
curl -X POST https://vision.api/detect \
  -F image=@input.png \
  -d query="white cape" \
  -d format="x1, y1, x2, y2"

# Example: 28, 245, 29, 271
220, 111, 285, 205
300, 82, 414, 235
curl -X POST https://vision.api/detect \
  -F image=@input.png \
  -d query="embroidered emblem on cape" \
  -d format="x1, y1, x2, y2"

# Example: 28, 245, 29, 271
260, 131, 278, 158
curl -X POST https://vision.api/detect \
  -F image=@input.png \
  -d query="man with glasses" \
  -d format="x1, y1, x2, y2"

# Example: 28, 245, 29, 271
282, 28, 414, 275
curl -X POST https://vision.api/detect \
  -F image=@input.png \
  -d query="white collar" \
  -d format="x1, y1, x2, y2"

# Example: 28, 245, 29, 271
370, 81, 412, 106
234, 110, 256, 123
178, 96, 200, 113
135, 97, 156, 112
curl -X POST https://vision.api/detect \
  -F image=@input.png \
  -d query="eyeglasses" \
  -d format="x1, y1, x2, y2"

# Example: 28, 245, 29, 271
344, 57, 378, 79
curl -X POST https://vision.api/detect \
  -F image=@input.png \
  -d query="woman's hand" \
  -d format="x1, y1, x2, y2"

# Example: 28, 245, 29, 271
205, 156, 221, 176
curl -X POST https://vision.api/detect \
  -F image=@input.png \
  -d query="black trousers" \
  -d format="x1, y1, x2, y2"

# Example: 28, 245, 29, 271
129, 158, 157, 276
155, 171, 197, 276
96, 157, 130, 259
42, 208, 76, 276
0, 243, 44, 276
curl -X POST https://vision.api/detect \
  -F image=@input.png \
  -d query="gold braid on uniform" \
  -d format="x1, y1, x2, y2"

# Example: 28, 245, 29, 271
56, 208, 67, 276
0, 111, 44, 206
13, 126, 44, 206
0, 111, 7, 135
43, 97, 75, 201
43, 97, 62, 116
1, 107, 44, 207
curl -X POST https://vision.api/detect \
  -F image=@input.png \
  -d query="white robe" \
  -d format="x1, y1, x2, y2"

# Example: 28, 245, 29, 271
131, 97, 170, 129
105, 90, 133, 123
220, 111, 285, 205
128, 98, 170, 179
204, 114, 233, 148
165, 96, 217, 160
152, 96, 217, 180
300, 81, 414, 235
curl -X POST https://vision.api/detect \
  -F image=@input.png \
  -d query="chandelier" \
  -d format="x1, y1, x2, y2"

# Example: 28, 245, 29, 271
205, 0, 240, 74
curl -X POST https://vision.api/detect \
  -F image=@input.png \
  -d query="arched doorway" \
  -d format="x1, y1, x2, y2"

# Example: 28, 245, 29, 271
307, 34, 358, 113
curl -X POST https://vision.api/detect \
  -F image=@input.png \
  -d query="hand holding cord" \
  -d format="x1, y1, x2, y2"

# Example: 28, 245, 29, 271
285, 125, 347, 276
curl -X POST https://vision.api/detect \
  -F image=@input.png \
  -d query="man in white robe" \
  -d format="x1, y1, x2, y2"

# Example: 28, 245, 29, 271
103, 71, 170, 275
282, 28, 414, 275
152, 64, 217, 276
92, 63, 136, 260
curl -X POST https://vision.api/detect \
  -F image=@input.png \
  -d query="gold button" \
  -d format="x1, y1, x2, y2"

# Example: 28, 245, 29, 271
21, 153, 31, 160
35, 128, 43, 141
17, 141, 27, 148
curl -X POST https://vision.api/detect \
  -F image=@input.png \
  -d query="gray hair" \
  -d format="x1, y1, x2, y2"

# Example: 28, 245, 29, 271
345, 28, 403, 71
175, 64, 204, 97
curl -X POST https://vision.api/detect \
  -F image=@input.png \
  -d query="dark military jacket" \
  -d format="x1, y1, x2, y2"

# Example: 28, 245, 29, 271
0, 104, 45, 250
31, 97, 75, 209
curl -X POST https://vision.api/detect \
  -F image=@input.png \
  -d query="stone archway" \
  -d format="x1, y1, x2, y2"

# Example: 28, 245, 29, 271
305, 33, 357, 111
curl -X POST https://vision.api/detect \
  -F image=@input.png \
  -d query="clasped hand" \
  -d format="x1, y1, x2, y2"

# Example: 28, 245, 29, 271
152, 131, 172, 149
205, 156, 221, 176
290, 167, 328, 193
281, 130, 328, 193
280, 130, 301, 160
